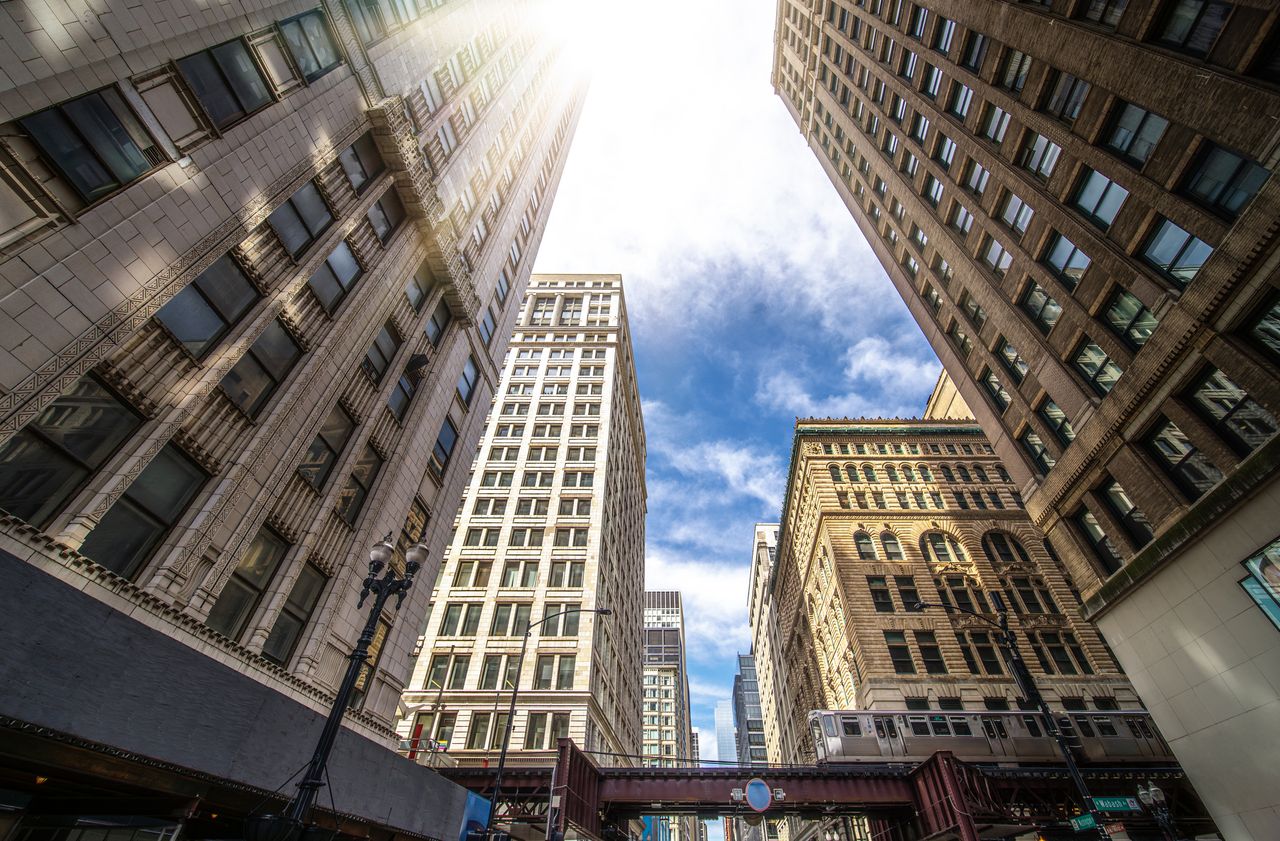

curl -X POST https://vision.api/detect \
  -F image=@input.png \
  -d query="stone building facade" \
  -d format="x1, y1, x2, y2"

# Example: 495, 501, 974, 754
0, 0, 581, 836
398, 274, 646, 770
767, 412, 1140, 763
773, 1, 1280, 834
643, 590, 698, 841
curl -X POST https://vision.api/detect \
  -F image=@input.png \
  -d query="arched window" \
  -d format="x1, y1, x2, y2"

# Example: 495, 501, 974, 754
902, 465, 915, 481
922, 531, 967, 565
994, 463, 1010, 481
845, 465, 859, 483
974, 464, 988, 482
855, 531, 877, 560
957, 465, 972, 482
829, 464, 843, 483
940, 465, 955, 482
863, 464, 876, 482
918, 464, 933, 481
881, 532, 904, 560
982, 531, 1032, 566
886, 465, 899, 482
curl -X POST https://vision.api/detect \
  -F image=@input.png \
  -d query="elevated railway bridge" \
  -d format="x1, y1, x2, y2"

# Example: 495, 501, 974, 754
439, 740, 1214, 841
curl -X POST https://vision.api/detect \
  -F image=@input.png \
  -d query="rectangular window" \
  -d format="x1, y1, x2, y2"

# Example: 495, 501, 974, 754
998, 191, 1033, 235
1038, 399, 1077, 446
1101, 478, 1154, 545
280, 9, 342, 82
388, 371, 416, 422
960, 31, 988, 70
267, 181, 333, 257
0, 376, 143, 527
1041, 232, 1090, 290
262, 562, 327, 664
1141, 218, 1213, 285
456, 356, 480, 405
869, 577, 895, 613
962, 159, 989, 195
308, 241, 363, 314
921, 64, 943, 98
1018, 131, 1061, 180
950, 202, 974, 234
338, 130, 385, 193
996, 337, 1028, 383
1082, 0, 1129, 27
981, 104, 1010, 144
981, 368, 1012, 411
405, 263, 435, 313
933, 134, 957, 169
78, 444, 207, 579
204, 528, 289, 640
1072, 168, 1129, 229
1073, 340, 1124, 395
367, 188, 406, 243
178, 39, 272, 129
426, 299, 453, 346
981, 236, 1013, 276
1239, 539, 1280, 631
1155, 0, 1231, 56
1020, 429, 1056, 474
298, 405, 356, 489
479, 304, 498, 346
1104, 290, 1159, 349
1182, 142, 1268, 218
430, 417, 459, 477
1044, 70, 1091, 124
916, 631, 947, 673
1187, 367, 1277, 456
1147, 417, 1224, 499
933, 18, 955, 52
19, 86, 163, 204
999, 48, 1031, 91
947, 82, 973, 119
885, 631, 916, 673
221, 320, 303, 418
336, 444, 382, 525
155, 254, 260, 359
947, 321, 974, 357
1076, 507, 1122, 573
362, 321, 402, 384
1020, 281, 1062, 333
1103, 101, 1168, 166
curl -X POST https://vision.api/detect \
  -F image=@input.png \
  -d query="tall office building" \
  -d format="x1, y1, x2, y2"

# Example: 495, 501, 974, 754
398, 274, 646, 770
690, 729, 702, 765
643, 591, 697, 841
0, 0, 582, 836
773, 2, 1280, 834
732, 654, 768, 765
761, 374, 1140, 765
714, 699, 737, 763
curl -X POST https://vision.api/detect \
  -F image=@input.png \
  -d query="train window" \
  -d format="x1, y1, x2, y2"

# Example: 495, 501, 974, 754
909, 716, 931, 736
874, 718, 887, 738
1135, 718, 1154, 738
841, 718, 862, 736
1022, 715, 1042, 737
982, 717, 1008, 738
950, 717, 973, 736
929, 715, 951, 735
822, 716, 837, 737
1073, 715, 1095, 737
1094, 716, 1118, 737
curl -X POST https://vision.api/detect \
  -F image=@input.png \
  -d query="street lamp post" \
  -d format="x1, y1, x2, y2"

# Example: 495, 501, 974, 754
913, 599, 1109, 840
1138, 782, 1178, 841
248, 535, 427, 841
484, 606, 612, 841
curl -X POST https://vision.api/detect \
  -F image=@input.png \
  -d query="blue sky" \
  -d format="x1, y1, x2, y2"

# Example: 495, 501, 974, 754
533, 0, 942, 763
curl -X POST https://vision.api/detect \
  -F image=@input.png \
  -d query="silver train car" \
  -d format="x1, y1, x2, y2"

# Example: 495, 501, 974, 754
809, 709, 1174, 766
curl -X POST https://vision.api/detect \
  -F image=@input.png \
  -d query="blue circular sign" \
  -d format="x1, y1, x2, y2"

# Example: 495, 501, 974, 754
745, 778, 772, 813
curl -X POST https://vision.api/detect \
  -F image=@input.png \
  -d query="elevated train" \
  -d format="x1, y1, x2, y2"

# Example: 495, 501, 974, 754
809, 709, 1174, 767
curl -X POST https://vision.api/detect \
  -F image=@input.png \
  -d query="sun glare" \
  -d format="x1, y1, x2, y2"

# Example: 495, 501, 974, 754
533, 0, 631, 76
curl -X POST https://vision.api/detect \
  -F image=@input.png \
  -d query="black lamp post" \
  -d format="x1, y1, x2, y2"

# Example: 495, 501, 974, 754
484, 606, 612, 841
247, 535, 427, 841
1138, 781, 1179, 841
913, 598, 1109, 840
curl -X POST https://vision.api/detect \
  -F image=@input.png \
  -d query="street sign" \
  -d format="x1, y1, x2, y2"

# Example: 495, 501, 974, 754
1070, 813, 1098, 832
745, 778, 772, 812
1091, 796, 1142, 813
1104, 823, 1127, 835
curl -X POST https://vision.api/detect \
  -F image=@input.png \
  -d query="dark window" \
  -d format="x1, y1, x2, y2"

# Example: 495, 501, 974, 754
1240, 539, 1280, 631
1141, 218, 1213, 285
1042, 233, 1090, 290
996, 337, 1028, 383
156, 254, 260, 359
1181, 143, 1268, 218
78, 444, 207, 579
1103, 101, 1168, 166
431, 417, 460, 476
205, 528, 289, 639
297, 405, 355, 489
1043, 71, 1090, 123
280, 10, 342, 82
0, 377, 142, 526
339, 131, 386, 193
267, 181, 333, 257
479, 304, 498, 346
856, 531, 878, 560
346, 0, 394, 45
1155, 0, 1232, 56
1187, 367, 1278, 456
457, 356, 480, 405
916, 631, 947, 673
1248, 294, 1280, 360
960, 31, 988, 70
362, 321, 402, 383
368, 188, 407, 243
1082, 0, 1128, 27
261, 562, 327, 665
221, 320, 304, 418
896, 576, 920, 610
1073, 341, 1124, 395
1104, 290, 1159, 349
1020, 281, 1062, 334
426, 299, 453, 345
19, 87, 162, 203
1018, 131, 1060, 180
869, 577, 894, 612
1037, 399, 1076, 446
933, 17, 955, 52
307, 241, 363, 313
999, 48, 1031, 91
1147, 417, 1224, 498
1076, 508, 1123, 573
1020, 429, 1056, 474
981, 368, 1011, 411
406, 263, 436, 312
177, 40, 272, 129
336, 444, 383, 524
885, 631, 916, 673
388, 372, 416, 422
1101, 479, 1154, 545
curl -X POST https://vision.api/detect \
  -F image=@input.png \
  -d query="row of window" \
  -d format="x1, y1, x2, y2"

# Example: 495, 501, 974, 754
835, 486, 1023, 511
827, 461, 1011, 483
423, 650, 575, 692
884, 626, 1093, 676
437, 600, 583, 636
490, 422, 599, 439
820, 439, 994, 456
409, 708, 568, 752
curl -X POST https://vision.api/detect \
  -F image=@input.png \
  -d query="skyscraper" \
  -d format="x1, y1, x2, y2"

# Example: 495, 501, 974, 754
0, 1, 581, 836
714, 698, 737, 763
732, 653, 768, 766
399, 273, 646, 768
773, 2, 1280, 833
643, 591, 697, 841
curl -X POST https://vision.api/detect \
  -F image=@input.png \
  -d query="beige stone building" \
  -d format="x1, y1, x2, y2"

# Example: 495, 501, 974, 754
398, 273, 646, 770
0, 1, 581, 836
763, 377, 1139, 765
773, 1, 1280, 834
643, 590, 698, 841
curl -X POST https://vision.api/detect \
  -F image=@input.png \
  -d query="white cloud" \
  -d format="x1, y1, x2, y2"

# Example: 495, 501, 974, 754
645, 549, 751, 661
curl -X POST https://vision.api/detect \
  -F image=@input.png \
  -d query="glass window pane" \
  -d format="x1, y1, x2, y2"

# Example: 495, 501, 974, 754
281, 20, 321, 78
253, 321, 302, 380
126, 445, 205, 523
263, 611, 303, 663
178, 52, 243, 128
301, 13, 341, 69
204, 576, 257, 637
0, 431, 88, 524
79, 497, 163, 578
292, 182, 332, 235
211, 40, 271, 113
21, 107, 117, 201
35, 378, 140, 467
155, 285, 226, 357
268, 202, 310, 255
61, 90, 152, 185
195, 255, 258, 323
